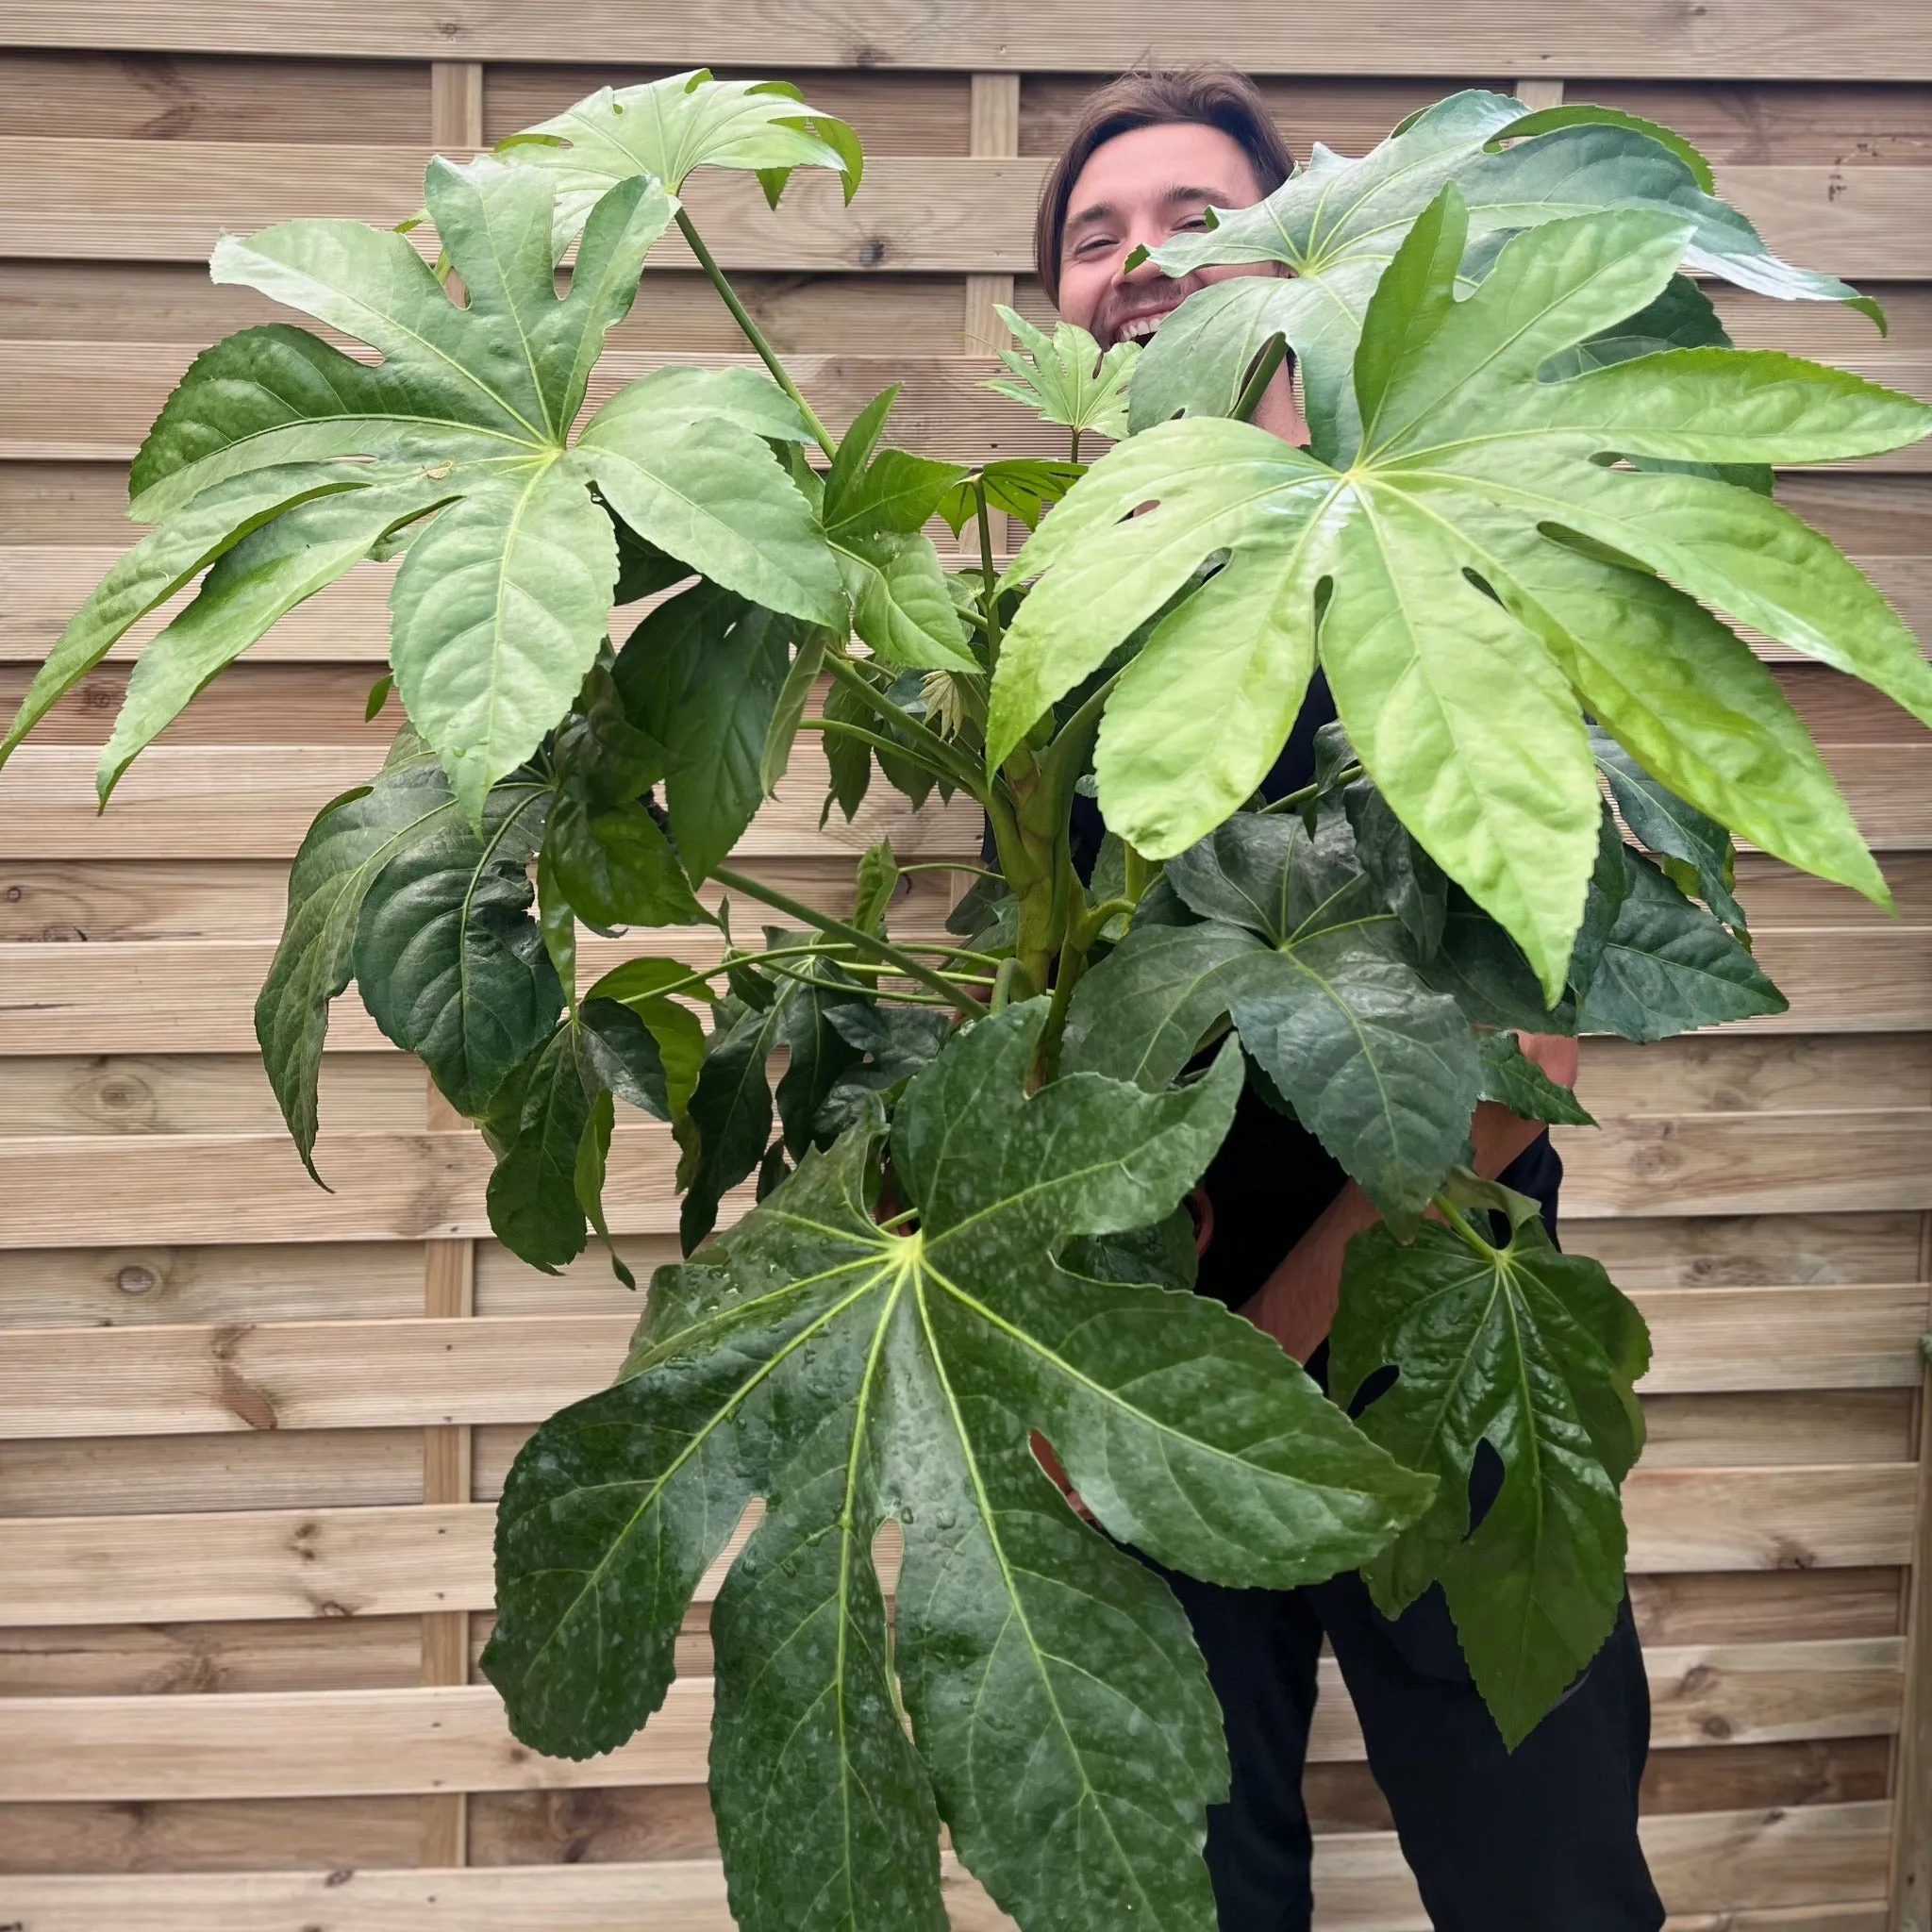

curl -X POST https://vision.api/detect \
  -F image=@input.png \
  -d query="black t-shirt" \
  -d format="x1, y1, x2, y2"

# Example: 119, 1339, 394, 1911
1053, 669, 1562, 1309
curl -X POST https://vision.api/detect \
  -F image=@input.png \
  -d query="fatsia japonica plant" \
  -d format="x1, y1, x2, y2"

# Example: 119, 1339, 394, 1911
12, 72, 1930, 1931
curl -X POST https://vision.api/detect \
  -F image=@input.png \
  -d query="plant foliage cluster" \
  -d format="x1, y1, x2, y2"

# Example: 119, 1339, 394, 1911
16, 74, 1929, 1932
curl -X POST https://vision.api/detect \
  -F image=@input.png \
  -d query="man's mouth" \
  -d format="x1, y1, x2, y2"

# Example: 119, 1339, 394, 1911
1112, 309, 1173, 346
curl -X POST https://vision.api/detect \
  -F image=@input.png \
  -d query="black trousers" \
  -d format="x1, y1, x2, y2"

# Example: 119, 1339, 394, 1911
1148, 1558, 1665, 1932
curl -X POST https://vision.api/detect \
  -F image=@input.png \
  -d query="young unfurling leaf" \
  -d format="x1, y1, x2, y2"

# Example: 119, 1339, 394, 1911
983, 305, 1138, 448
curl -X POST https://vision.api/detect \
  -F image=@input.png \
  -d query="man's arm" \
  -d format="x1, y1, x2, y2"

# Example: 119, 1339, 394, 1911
1236, 1033, 1579, 1363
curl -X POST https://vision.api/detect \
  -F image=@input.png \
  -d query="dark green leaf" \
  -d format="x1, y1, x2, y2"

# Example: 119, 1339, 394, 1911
554, 659, 664, 809
1345, 780, 1447, 961
759, 626, 827, 796
580, 997, 672, 1121
486, 1006, 1430, 1932
487, 1024, 595, 1273
574, 1086, 638, 1288
612, 584, 793, 880
677, 996, 780, 1252
1591, 724, 1746, 927
1331, 1200, 1650, 1745
1576, 843, 1786, 1041
1421, 891, 1577, 1035
1476, 1031, 1595, 1124
256, 741, 454, 1174
852, 838, 898, 933
544, 792, 710, 930
351, 781, 562, 1117
583, 956, 707, 1120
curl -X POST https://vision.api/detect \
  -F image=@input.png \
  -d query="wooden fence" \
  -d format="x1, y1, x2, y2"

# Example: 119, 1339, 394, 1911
0, 7, 1929, 1926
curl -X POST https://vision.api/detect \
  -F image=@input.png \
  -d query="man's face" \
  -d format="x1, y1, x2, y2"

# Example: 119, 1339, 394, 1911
1056, 121, 1279, 351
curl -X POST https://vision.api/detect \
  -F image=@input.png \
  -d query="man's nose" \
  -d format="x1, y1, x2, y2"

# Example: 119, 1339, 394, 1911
1116, 232, 1171, 284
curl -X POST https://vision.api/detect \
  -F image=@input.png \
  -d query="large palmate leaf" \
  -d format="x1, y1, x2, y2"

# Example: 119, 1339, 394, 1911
484, 1004, 1431, 1932
1063, 809, 1481, 1223
1130, 88, 1883, 457
498, 67, 861, 250
1330, 1178, 1651, 1746
991, 196, 1929, 994
69, 156, 838, 821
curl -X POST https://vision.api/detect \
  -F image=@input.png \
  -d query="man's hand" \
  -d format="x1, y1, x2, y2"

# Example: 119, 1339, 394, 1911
1235, 1033, 1578, 1363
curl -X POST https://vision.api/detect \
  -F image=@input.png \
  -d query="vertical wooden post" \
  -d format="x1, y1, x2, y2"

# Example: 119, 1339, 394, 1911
430, 60, 485, 158
964, 75, 1021, 355
1892, 1215, 1932, 1930
420, 57, 486, 1874
1512, 78, 1566, 110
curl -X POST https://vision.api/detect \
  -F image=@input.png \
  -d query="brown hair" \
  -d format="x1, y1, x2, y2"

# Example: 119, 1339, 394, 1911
1034, 67, 1296, 305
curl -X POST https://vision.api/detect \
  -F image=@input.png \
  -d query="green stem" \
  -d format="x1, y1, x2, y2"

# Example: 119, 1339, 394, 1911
1431, 1191, 1502, 1259
897, 860, 1002, 882
711, 865, 982, 1018
1232, 332, 1290, 426
757, 957, 974, 1006
1123, 841, 1152, 904
1258, 760, 1364, 816
797, 717, 984, 801
1070, 426, 1082, 464
821, 652, 989, 801
676, 208, 837, 460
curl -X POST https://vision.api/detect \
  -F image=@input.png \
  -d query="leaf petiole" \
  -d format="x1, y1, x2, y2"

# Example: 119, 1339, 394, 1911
711, 864, 983, 1017
675, 208, 838, 460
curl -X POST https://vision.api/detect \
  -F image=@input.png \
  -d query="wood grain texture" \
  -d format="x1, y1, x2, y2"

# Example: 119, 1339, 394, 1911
0, 1803, 1896, 1926
4, 1287, 1923, 1439
0, 141, 1924, 275
8, 543, 1923, 668
0, 1640, 1897, 1803
0, 1465, 1912, 1629
6, 1, 1929, 76
0, 926, 1912, 1058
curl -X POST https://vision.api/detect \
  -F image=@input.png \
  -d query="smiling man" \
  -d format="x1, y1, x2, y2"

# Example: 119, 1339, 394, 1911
1028, 69, 1665, 1932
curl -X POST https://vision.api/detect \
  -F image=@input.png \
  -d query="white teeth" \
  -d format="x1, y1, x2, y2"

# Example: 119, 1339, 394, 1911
1118, 312, 1167, 342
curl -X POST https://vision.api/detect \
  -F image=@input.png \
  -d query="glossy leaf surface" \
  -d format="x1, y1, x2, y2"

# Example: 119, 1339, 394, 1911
486, 1005, 1431, 1932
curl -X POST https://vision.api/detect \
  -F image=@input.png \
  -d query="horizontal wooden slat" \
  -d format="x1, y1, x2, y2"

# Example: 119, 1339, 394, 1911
0, 142, 1924, 277
6, 1286, 1922, 1438
6, 2, 1928, 77
0, 1636, 1899, 1802
5, 548, 1922, 670
4, 1104, 1926, 1245
0, 743, 982, 859
0, 346, 1086, 467
1555, 1110, 1932, 1216
0, 928, 1918, 1061
0, 1462, 1913, 1627
0, 1801, 1894, 1928
8, 341, 1925, 468
1566, 1211, 1926, 1291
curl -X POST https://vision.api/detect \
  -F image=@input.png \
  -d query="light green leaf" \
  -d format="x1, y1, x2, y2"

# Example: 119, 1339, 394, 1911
1, 463, 381, 771
1331, 1199, 1650, 1745
836, 529, 979, 671
104, 159, 679, 805
485, 1005, 1430, 1931
351, 780, 564, 1116
758, 627, 828, 796
577, 368, 844, 629
390, 458, 616, 824
101, 478, 446, 804
984, 305, 1137, 443
255, 741, 452, 1175
997, 203, 1927, 988
1133, 89, 1885, 457
497, 68, 861, 253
